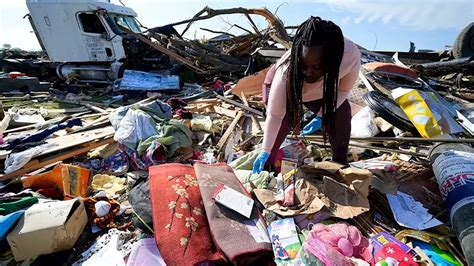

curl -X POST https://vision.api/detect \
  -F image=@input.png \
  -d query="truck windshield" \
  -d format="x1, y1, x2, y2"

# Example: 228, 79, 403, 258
105, 14, 141, 34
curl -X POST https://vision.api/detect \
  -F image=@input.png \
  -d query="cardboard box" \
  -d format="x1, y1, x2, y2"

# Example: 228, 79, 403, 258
7, 198, 87, 261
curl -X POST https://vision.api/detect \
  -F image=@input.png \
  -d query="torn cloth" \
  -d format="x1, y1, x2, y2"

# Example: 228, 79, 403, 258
110, 100, 172, 150
4, 143, 57, 174
229, 149, 260, 171
6, 118, 82, 150
136, 120, 192, 158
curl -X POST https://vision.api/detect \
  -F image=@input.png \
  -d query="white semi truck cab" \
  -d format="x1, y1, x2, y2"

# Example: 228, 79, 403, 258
26, 0, 146, 83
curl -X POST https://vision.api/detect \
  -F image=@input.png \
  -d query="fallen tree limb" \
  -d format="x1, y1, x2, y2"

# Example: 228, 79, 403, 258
169, 6, 291, 48
200, 27, 236, 37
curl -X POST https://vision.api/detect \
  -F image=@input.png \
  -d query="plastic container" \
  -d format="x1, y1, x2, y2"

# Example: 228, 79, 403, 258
429, 143, 474, 264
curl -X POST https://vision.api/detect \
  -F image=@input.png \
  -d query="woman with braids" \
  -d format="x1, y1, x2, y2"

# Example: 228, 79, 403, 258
252, 16, 360, 174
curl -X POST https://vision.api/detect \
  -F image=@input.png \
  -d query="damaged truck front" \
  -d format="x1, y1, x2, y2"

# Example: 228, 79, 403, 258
26, 0, 167, 84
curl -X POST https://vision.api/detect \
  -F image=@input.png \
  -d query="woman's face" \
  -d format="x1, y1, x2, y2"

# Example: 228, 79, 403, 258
301, 45, 325, 83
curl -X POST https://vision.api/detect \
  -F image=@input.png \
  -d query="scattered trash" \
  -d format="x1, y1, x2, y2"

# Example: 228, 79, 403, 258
0, 1, 471, 265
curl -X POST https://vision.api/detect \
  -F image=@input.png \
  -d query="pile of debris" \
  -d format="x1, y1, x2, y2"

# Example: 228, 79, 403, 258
0, 2, 474, 266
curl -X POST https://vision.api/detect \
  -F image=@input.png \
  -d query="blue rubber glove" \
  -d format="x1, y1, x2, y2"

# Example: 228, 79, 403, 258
252, 151, 269, 174
302, 116, 322, 135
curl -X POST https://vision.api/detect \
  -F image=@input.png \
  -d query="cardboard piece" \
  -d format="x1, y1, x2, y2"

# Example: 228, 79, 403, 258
231, 67, 269, 97
254, 178, 326, 217
316, 175, 371, 220
254, 165, 372, 219
7, 198, 88, 261
22, 163, 90, 199
299, 166, 372, 219
301, 161, 344, 179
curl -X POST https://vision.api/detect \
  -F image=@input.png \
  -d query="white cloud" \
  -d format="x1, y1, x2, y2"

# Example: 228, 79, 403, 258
341, 16, 351, 25
307, 0, 473, 31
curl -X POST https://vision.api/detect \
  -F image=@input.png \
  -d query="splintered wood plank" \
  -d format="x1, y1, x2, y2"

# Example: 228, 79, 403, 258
0, 126, 115, 160
240, 92, 263, 134
216, 111, 243, 154
0, 138, 114, 181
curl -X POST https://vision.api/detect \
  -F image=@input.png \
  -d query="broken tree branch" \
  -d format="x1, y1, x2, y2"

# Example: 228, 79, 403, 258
232, 24, 253, 35
200, 28, 236, 37
169, 6, 291, 48
245, 14, 261, 35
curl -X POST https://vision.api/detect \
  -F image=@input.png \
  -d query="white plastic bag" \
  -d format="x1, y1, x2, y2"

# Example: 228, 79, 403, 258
113, 109, 157, 150
351, 106, 380, 138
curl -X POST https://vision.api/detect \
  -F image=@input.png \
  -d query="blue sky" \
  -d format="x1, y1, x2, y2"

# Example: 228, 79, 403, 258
1, 0, 472, 52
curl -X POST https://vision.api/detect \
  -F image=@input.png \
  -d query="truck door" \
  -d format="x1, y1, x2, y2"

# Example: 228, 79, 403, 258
77, 12, 115, 62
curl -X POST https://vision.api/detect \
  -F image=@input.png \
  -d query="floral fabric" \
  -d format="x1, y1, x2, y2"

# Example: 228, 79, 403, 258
149, 164, 225, 266
194, 163, 274, 265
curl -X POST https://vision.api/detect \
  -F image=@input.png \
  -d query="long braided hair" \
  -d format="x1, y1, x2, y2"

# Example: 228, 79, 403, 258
285, 16, 344, 137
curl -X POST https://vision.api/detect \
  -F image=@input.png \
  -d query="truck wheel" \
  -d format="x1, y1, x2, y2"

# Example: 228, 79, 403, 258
363, 91, 418, 134
453, 22, 474, 58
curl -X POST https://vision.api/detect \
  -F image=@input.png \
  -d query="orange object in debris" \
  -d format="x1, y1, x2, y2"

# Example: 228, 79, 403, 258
363, 62, 418, 78
231, 67, 270, 97
22, 163, 90, 199
8, 72, 26, 79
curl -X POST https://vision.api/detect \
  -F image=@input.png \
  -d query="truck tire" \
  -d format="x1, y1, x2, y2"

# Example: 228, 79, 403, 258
453, 22, 474, 58
363, 91, 418, 134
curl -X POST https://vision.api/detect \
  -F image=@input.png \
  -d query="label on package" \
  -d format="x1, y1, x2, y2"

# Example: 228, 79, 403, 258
244, 219, 271, 243
212, 184, 254, 218
432, 150, 474, 222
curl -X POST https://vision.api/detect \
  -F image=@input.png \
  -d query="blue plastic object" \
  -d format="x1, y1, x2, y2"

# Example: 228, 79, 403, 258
302, 116, 322, 135
0, 210, 25, 250
118, 70, 180, 93
252, 151, 269, 174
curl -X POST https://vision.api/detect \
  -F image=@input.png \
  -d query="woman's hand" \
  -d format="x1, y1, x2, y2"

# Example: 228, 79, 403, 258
252, 151, 269, 174
302, 116, 322, 135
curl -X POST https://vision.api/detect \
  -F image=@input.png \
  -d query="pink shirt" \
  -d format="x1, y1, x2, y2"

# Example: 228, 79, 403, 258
262, 38, 361, 153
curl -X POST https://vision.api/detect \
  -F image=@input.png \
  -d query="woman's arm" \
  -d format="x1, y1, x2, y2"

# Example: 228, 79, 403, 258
336, 42, 361, 107
262, 65, 288, 153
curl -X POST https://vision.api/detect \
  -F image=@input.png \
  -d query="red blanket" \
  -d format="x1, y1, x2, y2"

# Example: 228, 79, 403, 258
149, 164, 226, 266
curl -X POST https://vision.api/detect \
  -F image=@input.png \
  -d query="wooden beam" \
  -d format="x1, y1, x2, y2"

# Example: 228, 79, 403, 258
359, 70, 375, 92
213, 106, 239, 118
214, 93, 264, 117
120, 27, 206, 74
302, 134, 474, 144
85, 103, 108, 114
0, 113, 11, 134
240, 92, 262, 133
216, 111, 243, 154
0, 138, 114, 181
